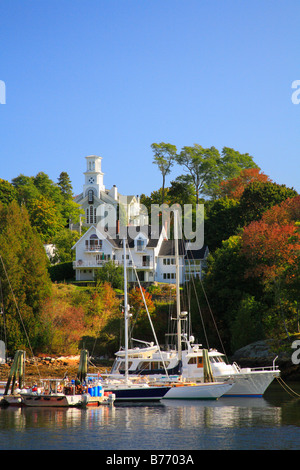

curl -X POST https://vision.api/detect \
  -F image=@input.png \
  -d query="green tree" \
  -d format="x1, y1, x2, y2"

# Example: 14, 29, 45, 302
176, 145, 221, 203
0, 201, 52, 353
176, 145, 259, 201
168, 175, 196, 206
151, 142, 177, 204
12, 174, 40, 205
199, 235, 261, 353
57, 171, 73, 199
0, 179, 17, 205
230, 295, 265, 351
204, 197, 240, 251
34, 172, 62, 203
94, 261, 124, 290
219, 147, 259, 182
28, 195, 65, 243
51, 229, 81, 263
12, 171, 83, 240
238, 181, 298, 226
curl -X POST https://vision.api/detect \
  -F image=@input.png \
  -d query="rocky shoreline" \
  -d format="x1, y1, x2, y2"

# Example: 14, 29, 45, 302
231, 339, 300, 380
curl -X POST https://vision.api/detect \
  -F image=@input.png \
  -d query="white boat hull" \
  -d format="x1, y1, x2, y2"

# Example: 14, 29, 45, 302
163, 381, 234, 400
1, 395, 23, 406
21, 393, 88, 407
111, 345, 280, 397
215, 370, 280, 397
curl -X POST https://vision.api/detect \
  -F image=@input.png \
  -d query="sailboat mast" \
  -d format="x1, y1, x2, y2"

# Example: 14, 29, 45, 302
174, 210, 182, 361
123, 237, 129, 383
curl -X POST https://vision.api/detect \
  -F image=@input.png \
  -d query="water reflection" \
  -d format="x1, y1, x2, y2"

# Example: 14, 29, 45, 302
1, 397, 284, 432
1, 381, 300, 450
0, 404, 116, 432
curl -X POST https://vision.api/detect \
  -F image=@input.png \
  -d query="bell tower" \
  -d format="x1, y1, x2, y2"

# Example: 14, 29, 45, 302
83, 155, 105, 198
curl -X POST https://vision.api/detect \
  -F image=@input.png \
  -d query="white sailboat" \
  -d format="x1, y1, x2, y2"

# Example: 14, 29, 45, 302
110, 212, 280, 398
101, 237, 171, 401
109, 215, 234, 400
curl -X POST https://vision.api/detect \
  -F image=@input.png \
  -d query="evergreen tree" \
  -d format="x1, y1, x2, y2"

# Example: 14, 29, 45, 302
58, 171, 73, 199
0, 201, 52, 353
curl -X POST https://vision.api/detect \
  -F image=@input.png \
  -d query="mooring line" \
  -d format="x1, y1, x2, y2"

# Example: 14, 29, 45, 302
276, 376, 300, 398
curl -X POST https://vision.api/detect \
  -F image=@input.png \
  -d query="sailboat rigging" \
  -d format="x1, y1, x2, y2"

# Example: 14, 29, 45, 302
109, 211, 280, 398
101, 237, 171, 401
109, 215, 234, 399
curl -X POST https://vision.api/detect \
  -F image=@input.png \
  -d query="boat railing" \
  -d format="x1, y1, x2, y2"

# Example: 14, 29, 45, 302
240, 364, 280, 372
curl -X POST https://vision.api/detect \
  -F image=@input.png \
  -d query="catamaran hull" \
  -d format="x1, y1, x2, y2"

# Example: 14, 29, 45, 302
163, 382, 233, 400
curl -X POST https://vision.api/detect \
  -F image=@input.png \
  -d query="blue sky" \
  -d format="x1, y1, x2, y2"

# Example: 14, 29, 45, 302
1, 0, 300, 198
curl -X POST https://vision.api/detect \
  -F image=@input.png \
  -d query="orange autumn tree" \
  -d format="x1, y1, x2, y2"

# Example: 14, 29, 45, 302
128, 286, 156, 340
40, 285, 87, 354
260, 195, 300, 226
241, 196, 300, 283
219, 168, 271, 200
87, 281, 120, 333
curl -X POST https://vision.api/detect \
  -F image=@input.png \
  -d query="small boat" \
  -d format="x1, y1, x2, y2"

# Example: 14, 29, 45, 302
1, 350, 115, 407
20, 378, 89, 408
19, 351, 115, 408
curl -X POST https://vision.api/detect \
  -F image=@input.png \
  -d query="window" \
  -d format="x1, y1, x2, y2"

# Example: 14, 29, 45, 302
163, 273, 175, 280
85, 234, 102, 250
96, 253, 110, 264
187, 357, 203, 368
163, 258, 175, 265
142, 255, 150, 266
88, 189, 94, 204
137, 361, 170, 371
136, 238, 145, 251
118, 361, 133, 372
86, 206, 96, 224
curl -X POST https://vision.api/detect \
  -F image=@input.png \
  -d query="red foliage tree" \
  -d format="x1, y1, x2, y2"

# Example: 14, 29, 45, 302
242, 195, 300, 283
219, 168, 271, 200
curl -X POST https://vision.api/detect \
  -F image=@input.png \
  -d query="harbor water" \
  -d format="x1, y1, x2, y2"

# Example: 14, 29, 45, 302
0, 380, 300, 451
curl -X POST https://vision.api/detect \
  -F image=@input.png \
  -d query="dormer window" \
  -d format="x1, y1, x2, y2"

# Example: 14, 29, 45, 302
136, 238, 145, 251
85, 234, 102, 251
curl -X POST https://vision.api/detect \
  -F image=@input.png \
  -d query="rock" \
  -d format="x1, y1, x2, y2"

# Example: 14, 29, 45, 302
232, 340, 279, 362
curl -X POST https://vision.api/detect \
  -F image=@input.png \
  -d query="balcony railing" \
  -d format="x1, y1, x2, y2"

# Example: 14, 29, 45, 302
73, 260, 153, 269
84, 244, 103, 252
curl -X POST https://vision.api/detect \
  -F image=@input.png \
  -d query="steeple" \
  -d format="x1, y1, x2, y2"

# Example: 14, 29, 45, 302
83, 155, 105, 198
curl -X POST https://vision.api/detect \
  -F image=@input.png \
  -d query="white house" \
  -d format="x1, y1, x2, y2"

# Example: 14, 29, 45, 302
72, 224, 208, 284
71, 155, 147, 232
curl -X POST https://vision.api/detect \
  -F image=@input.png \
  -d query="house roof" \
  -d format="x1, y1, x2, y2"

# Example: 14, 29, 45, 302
72, 225, 165, 250
158, 240, 186, 256
158, 240, 208, 260
109, 225, 163, 248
